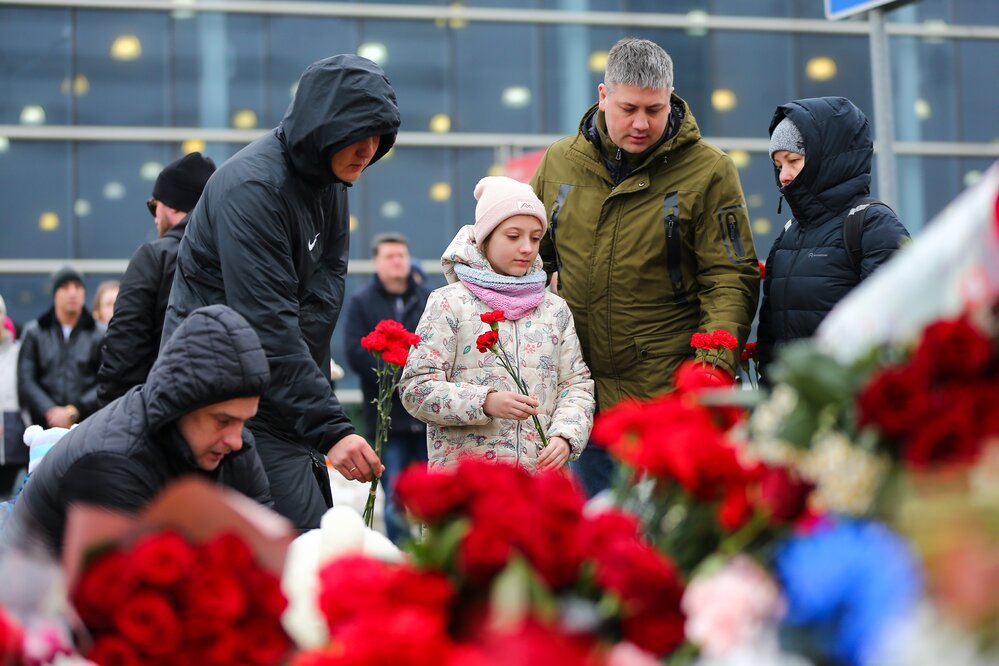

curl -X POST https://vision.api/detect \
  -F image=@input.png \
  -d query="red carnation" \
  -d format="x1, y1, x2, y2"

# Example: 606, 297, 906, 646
382, 346, 410, 367
690, 332, 715, 350
476, 330, 499, 353
711, 329, 738, 350
0, 606, 24, 665
395, 466, 470, 522
480, 310, 506, 325
360, 330, 390, 353
740, 341, 758, 363
759, 260, 766, 280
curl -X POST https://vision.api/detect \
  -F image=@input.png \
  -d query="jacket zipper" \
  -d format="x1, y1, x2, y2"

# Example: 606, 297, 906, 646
780, 223, 805, 333
663, 192, 687, 305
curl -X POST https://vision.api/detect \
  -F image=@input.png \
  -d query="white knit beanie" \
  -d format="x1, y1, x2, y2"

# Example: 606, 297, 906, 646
472, 176, 548, 246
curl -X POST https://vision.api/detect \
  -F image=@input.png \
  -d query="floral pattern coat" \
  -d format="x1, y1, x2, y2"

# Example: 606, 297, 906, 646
400, 226, 595, 471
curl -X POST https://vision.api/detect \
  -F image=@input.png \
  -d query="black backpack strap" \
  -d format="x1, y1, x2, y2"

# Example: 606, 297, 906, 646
843, 197, 894, 276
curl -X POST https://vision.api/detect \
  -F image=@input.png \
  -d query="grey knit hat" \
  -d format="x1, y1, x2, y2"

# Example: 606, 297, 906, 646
768, 117, 806, 158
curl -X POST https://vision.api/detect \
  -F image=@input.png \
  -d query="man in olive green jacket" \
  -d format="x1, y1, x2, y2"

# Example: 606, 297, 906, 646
531, 38, 759, 494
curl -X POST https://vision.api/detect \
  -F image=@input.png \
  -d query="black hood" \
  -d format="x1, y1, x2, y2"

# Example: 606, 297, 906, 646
278, 54, 400, 186
769, 97, 872, 225
144, 305, 270, 430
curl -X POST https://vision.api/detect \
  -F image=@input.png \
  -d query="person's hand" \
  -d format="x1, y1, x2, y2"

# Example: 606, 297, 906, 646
328, 434, 384, 483
537, 436, 571, 471
46, 405, 77, 428
484, 391, 538, 420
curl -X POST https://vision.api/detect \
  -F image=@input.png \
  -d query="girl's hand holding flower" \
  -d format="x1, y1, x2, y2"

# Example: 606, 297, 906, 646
538, 436, 571, 471
484, 391, 539, 420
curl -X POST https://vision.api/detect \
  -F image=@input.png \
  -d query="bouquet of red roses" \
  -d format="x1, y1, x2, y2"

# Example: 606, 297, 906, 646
71, 530, 291, 666
0, 605, 24, 666
359, 319, 421, 528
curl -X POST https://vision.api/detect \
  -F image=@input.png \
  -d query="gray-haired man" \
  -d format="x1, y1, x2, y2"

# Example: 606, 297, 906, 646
530, 37, 760, 496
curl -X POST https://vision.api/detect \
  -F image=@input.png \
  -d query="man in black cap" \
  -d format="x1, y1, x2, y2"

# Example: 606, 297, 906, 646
97, 152, 216, 405
18, 266, 103, 428
161, 55, 400, 529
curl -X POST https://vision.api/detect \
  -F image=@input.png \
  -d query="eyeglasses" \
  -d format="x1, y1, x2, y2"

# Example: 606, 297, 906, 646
146, 198, 157, 217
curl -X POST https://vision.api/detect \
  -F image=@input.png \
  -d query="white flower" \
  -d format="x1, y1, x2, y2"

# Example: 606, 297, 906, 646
801, 431, 889, 515
280, 506, 404, 648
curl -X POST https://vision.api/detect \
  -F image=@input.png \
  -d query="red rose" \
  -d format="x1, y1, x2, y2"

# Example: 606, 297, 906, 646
0, 606, 24, 664
129, 530, 196, 589
856, 363, 932, 437
473, 619, 602, 666
476, 330, 499, 353
72, 549, 135, 630
321, 608, 454, 666
913, 315, 993, 382
182, 570, 249, 623
192, 629, 241, 666
756, 465, 814, 524
480, 310, 506, 325
88, 635, 142, 666
199, 532, 255, 572
238, 617, 292, 666
903, 400, 983, 468
740, 341, 758, 363
244, 568, 288, 619
113, 591, 182, 657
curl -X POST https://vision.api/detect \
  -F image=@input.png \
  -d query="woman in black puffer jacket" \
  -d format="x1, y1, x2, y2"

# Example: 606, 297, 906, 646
757, 97, 909, 382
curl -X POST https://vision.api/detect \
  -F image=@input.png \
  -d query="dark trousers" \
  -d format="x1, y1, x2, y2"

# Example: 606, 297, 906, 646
570, 440, 616, 499
380, 431, 428, 545
254, 435, 332, 531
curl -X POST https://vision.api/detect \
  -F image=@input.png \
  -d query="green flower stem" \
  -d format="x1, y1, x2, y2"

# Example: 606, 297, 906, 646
362, 356, 402, 529
491, 337, 548, 448
717, 510, 769, 557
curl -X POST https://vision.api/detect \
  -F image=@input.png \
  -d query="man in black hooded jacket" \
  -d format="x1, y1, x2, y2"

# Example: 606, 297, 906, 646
4, 305, 273, 555
160, 55, 401, 529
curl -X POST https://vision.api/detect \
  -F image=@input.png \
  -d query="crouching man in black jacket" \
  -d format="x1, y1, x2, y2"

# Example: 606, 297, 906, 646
3, 305, 273, 556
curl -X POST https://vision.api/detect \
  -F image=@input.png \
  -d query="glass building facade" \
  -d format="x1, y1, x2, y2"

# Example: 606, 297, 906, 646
1, 0, 997, 391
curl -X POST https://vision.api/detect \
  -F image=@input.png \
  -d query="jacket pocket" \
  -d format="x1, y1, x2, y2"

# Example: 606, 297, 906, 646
717, 204, 749, 261
633, 334, 691, 362
663, 192, 687, 305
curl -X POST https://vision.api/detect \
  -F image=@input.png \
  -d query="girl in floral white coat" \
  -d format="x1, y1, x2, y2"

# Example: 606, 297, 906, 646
400, 177, 594, 472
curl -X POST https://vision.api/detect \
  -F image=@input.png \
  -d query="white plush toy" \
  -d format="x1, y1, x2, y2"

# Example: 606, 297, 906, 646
23, 424, 72, 473
280, 505, 403, 648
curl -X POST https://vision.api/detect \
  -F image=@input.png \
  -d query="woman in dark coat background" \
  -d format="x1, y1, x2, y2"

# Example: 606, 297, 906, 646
757, 96, 910, 381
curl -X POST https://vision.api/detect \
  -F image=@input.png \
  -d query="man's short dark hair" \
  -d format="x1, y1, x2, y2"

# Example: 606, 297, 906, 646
371, 232, 409, 256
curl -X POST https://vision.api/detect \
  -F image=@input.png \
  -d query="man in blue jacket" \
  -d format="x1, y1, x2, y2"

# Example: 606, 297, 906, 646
161, 55, 401, 529
343, 233, 431, 544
